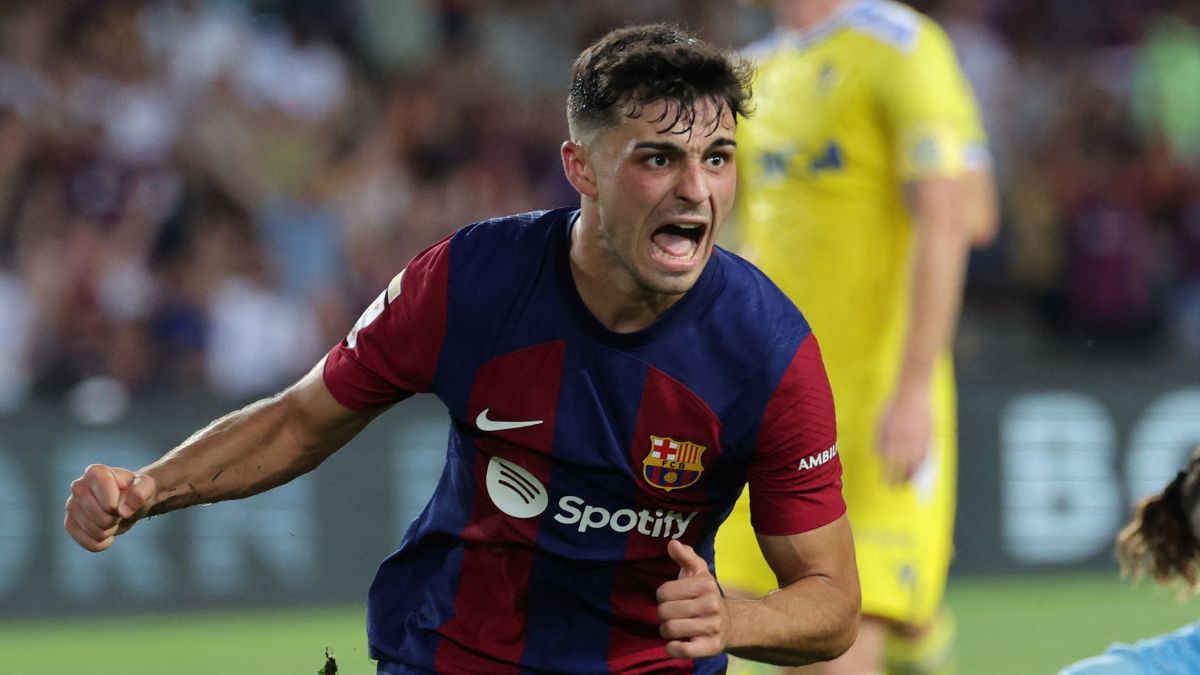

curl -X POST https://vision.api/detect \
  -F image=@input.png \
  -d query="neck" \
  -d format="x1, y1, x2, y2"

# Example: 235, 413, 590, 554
777, 0, 849, 31
569, 208, 681, 334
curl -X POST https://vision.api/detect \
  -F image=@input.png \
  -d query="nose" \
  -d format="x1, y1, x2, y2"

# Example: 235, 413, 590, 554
674, 161, 711, 205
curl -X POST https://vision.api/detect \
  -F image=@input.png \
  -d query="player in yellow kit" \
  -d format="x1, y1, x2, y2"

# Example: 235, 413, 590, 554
716, 1, 997, 673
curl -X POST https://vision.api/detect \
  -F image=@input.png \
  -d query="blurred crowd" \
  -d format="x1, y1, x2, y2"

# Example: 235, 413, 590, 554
1, 0, 1199, 416
941, 0, 1200, 362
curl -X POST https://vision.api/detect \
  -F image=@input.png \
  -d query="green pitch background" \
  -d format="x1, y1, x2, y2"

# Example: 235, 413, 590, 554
6, 572, 1195, 674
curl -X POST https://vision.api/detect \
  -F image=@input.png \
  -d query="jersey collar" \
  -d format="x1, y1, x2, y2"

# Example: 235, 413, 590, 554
774, 0, 858, 48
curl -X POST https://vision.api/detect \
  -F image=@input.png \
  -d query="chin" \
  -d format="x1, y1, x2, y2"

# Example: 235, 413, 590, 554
645, 274, 699, 297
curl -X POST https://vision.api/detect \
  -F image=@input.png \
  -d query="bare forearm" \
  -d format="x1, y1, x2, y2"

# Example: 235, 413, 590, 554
140, 393, 316, 516
897, 181, 971, 391
66, 361, 381, 552
725, 575, 859, 665
140, 362, 376, 517
963, 167, 999, 247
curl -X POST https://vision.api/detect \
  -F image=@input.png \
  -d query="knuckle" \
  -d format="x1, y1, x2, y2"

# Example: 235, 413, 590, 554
674, 642, 699, 659
662, 621, 686, 641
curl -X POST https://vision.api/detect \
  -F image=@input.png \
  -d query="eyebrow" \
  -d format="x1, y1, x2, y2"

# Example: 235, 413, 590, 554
632, 138, 737, 154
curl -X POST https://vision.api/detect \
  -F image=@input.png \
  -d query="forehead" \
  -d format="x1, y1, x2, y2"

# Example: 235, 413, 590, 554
614, 98, 735, 144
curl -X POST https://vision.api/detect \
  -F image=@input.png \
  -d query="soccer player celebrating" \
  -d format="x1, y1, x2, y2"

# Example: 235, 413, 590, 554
716, 1, 998, 674
64, 24, 860, 674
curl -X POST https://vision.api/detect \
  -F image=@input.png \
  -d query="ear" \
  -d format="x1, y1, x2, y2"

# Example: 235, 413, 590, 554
562, 141, 599, 199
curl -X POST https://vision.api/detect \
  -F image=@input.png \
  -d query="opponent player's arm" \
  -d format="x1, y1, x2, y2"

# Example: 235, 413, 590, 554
877, 17, 998, 481
65, 358, 385, 552
899, 174, 972, 389
877, 175, 972, 483
963, 165, 999, 247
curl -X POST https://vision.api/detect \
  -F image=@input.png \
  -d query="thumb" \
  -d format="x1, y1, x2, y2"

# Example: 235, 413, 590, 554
116, 474, 157, 519
667, 539, 708, 579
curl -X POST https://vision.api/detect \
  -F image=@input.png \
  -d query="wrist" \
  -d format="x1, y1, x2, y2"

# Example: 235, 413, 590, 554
894, 373, 931, 399
136, 468, 172, 517
722, 596, 754, 651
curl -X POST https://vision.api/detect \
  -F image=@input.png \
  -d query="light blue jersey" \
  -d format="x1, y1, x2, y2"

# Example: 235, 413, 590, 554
1059, 622, 1200, 675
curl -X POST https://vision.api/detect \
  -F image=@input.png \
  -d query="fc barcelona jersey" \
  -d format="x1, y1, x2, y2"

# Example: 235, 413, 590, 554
323, 208, 843, 674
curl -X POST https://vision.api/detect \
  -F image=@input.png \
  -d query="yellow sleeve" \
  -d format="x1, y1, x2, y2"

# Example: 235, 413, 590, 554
877, 18, 989, 181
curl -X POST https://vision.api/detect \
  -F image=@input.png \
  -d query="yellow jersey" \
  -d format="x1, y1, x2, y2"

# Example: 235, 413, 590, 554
722, 1, 987, 626
737, 0, 988, 393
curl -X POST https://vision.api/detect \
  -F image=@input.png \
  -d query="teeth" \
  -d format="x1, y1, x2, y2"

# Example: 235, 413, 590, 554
676, 224, 701, 230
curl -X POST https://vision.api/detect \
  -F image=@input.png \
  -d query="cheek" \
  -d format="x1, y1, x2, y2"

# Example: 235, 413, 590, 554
613, 166, 665, 199
715, 174, 737, 208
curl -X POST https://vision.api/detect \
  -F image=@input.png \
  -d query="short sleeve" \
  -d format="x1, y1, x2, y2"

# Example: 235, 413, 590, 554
323, 234, 452, 410
879, 19, 990, 181
748, 333, 844, 536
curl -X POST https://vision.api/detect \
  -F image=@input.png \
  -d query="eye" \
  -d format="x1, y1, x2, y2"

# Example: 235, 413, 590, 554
646, 154, 670, 168
706, 152, 730, 168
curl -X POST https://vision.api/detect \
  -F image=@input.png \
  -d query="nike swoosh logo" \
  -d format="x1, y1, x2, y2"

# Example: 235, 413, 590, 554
476, 408, 543, 432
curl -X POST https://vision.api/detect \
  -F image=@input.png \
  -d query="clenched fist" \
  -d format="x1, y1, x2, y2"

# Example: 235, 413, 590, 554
64, 464, 157, 552
656, 539, 730, 659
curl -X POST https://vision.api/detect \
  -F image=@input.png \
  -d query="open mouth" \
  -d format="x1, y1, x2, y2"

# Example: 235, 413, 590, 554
651, 222, 707, 261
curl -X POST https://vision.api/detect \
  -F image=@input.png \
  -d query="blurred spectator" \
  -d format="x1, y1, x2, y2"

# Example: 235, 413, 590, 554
7, 0, 1200, 413
1132, 0, 1200, 168
1130, 0, 1200, 355
1172, 196, 1200, 354
1045, 84, 1165, 342
0, 268, 33, 411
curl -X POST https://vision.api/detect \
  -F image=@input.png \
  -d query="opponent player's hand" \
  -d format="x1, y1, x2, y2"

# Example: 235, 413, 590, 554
657, 539, 729, 659
876, 383, 933, 485
64, 464, 157, 552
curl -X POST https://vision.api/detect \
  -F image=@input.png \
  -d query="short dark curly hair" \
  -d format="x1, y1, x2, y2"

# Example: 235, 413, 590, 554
566, 24, 754, 141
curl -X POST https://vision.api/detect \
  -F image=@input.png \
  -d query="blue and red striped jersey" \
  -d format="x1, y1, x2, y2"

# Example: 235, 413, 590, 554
324, 208, 843, 674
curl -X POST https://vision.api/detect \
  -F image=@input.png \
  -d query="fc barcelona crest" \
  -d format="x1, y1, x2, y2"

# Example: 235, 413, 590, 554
643, 436, 707, 492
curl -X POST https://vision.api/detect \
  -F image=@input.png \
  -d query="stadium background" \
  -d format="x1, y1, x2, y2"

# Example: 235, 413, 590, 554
3, 0, 1199, 672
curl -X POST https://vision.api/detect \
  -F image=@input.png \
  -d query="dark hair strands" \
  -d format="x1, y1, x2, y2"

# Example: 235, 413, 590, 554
1117, 469, 1200, 598
567, 23, 754, 139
